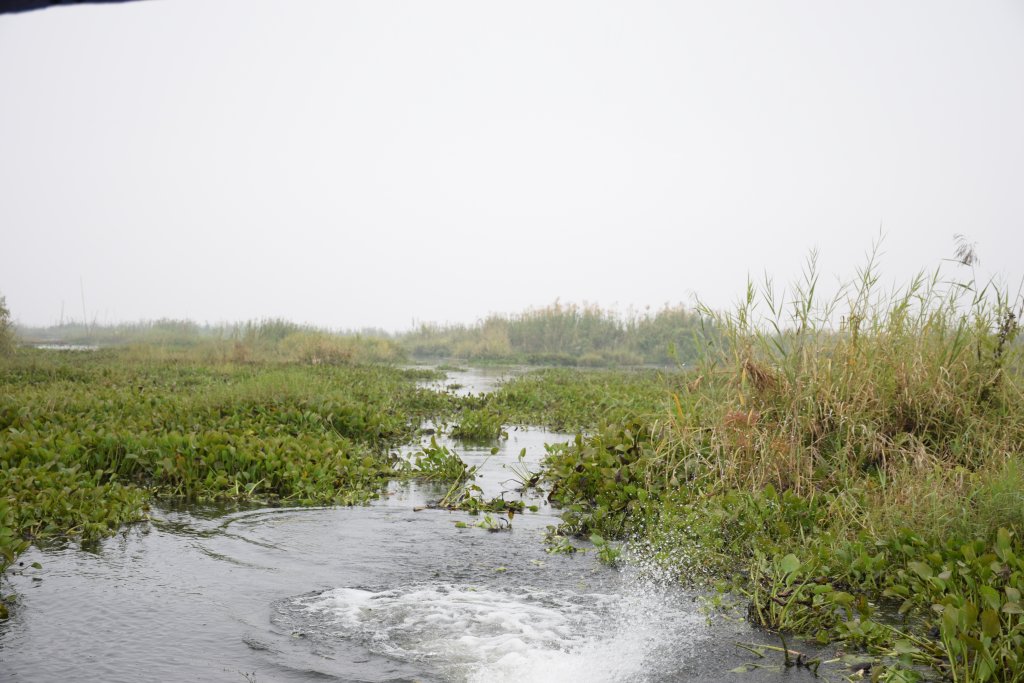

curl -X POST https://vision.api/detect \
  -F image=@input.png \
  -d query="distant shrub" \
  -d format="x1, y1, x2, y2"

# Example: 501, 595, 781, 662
17, 316, 405, 366
577, 352, 607, 367
0, 294, 14, 356
400, 302, 713, 366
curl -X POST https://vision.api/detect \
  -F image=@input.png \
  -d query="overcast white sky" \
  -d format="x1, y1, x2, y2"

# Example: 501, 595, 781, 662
1, 1, 1022, 331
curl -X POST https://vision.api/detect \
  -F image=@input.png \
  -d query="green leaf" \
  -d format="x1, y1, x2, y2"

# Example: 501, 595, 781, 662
31, 562, 42, 570
942, 605, 960, 634
907, 561, 933, 580
963, 601, 979, 628
962, 543, 977, 562
996, 527, 1012, 551
980, 585, 1001, 611
779, 554, 801, 575
981, 608, 1001, 638
961, 634, 983, 651
1001, 602, 1023, 615
831, 591, 855, 606
977, 653, 995, 682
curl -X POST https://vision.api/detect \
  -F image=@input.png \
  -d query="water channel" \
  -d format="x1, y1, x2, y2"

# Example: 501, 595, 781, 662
0, 367, 829, 682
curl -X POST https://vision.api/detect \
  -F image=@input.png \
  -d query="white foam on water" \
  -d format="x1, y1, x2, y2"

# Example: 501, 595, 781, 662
300, 580, 705, 683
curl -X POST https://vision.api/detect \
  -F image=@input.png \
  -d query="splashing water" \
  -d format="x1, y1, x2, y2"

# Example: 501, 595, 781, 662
283, 574, 706, 683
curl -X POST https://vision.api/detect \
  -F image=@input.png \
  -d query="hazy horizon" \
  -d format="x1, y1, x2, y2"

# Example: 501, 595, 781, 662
3, 1, 1023, 332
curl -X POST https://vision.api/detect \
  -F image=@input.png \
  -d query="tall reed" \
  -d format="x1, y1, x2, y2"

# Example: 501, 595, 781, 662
656, 246, 1023, 537
400, 301, 710, 365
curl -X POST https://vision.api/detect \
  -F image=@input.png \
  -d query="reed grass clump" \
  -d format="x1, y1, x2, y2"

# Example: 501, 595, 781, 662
548, 252, 1023, 534
542, 250, 1024, 680
670, 250, 1022, 527
399, 301, 710, 366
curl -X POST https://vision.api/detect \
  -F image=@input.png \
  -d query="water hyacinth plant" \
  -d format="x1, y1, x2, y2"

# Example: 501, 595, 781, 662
0, 353, 455, 583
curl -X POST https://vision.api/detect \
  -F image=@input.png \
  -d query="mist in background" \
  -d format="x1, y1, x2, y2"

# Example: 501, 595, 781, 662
1, 0, 1022, 330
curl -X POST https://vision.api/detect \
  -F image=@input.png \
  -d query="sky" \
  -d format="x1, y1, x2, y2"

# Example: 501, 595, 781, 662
1, 0, 1022, 331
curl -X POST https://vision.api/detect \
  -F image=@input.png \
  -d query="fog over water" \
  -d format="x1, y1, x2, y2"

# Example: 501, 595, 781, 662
1, 1, 1022, 330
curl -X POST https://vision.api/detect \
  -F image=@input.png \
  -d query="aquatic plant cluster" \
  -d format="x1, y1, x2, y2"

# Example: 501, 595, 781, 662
0, 350, 455, 579
0, 338, 669, 583
431, 367, 679, 439
541, 257, 1024, 680
488, 367, 679, 431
